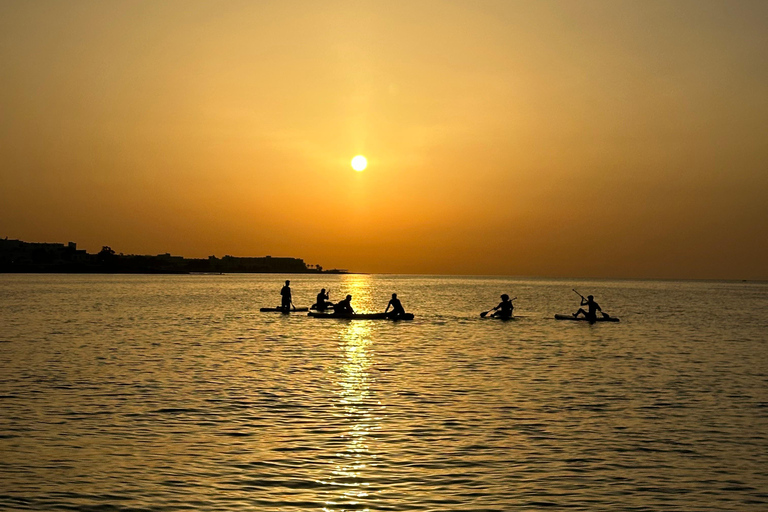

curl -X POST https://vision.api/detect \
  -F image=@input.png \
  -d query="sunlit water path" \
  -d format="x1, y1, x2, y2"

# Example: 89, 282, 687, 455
1, 274, 767, 511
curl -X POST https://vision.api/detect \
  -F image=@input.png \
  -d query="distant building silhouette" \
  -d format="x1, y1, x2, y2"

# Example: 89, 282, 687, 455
0, 238, 344, 274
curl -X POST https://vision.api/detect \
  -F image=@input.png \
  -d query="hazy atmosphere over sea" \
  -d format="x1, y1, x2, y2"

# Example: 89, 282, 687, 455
1, 0, 767, 279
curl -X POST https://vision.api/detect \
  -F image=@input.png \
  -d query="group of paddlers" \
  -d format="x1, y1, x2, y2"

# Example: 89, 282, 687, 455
280, 280, 408, 318
279, 280, 611, 322
482, 290, 609, 321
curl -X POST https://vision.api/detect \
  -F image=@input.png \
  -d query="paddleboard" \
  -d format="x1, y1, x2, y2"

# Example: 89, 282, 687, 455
485, 313, 516, 320
308, 312, 414, 320
554, 314, 619, 322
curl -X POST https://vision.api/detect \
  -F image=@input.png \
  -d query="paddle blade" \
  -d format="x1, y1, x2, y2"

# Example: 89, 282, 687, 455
480, 311, 490, 318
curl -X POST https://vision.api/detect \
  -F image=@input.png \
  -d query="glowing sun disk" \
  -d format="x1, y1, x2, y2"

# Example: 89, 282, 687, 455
351, 155, 367, 171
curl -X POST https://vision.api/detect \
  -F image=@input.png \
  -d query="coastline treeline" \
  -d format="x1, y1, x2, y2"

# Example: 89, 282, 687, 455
0, 238, 343, 274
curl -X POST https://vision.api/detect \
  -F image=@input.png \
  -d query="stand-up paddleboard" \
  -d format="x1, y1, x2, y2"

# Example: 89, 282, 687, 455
260, 307, 309, 313
308, 312, 414, 321
483, 313, 516, 320
554, 314, 619, 322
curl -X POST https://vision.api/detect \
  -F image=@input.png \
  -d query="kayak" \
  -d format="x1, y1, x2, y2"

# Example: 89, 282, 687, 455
554, 314, 619, 322
260, 307, 309, 313
310, 303, 334, 311
308, 312, 414, 321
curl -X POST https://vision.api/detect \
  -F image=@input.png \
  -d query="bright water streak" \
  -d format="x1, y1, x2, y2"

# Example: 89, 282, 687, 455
1, 274, 767, 511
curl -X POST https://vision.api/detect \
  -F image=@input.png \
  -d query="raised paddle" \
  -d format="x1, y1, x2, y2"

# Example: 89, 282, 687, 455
480, 297, 517, 317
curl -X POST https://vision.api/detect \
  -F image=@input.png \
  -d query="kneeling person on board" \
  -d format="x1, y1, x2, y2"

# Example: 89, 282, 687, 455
315, 288, 331, 311
385, 293, 406, 319
334, 295, 354, 315
280, 280, 293, 310
492, 294, 514, 319
574, 294, 601, 321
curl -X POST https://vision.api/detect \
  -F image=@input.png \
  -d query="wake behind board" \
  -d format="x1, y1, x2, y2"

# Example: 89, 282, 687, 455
554, 314, 619, 322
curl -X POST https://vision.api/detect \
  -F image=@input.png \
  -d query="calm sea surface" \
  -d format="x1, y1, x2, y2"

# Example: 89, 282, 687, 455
1, 274, 767, 511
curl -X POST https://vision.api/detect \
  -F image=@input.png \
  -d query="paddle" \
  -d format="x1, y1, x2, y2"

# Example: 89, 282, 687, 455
480, 297, 516, 317
572, 288, 585, 300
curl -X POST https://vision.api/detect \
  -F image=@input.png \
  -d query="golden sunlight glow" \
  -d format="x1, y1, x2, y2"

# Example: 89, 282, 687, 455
351, 155, 367, 172
339, 274, 375, 312
2, 2, 767, 279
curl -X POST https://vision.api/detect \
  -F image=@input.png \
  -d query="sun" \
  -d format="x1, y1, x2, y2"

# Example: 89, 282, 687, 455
351, 155, 367, 172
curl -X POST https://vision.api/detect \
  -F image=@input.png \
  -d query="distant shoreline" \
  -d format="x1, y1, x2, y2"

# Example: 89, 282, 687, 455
0, 269, 348, 275
0, 238, 347, 275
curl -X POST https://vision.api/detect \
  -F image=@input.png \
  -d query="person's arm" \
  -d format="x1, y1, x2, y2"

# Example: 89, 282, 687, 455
595, 302, 602, 311
493, 302, 501, 311
580, 297, 588, 306
385, 300, 391, 313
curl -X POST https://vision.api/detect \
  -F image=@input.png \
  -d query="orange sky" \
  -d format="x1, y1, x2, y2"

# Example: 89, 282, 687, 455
1, 0, 766, 279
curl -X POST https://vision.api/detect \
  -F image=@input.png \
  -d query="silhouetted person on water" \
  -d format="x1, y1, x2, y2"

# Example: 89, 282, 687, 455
574, 295, 601, 321
385, 293, 406, 319
492, 294, 514, 319
334, 294, 354, 315
315, 288, 331, 311
280, 280, 292, 310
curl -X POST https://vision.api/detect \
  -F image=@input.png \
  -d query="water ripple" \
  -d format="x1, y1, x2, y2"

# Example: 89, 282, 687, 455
1, 275, 767, 510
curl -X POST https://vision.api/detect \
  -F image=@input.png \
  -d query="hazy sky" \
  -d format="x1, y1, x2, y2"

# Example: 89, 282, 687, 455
1, 0, 766, 278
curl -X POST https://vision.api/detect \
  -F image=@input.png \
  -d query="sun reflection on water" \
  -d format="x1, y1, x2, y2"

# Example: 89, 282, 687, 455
337, 274, 376, 313
322, 320, 379, 511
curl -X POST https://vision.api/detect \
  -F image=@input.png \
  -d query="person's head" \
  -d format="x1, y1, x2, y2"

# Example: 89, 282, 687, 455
320, 288, 325, 293
501, 294, 509, 301
392, 293, 397, 299
587, 295, 593, 300
346, 294, 352, 300
285, 280, 290, 285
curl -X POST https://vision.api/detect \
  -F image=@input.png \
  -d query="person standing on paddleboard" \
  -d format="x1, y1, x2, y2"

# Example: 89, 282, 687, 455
492, 294, 514, 319
385, 293, 406, 319
574, 294, 601, 321
280, 280, 292, 310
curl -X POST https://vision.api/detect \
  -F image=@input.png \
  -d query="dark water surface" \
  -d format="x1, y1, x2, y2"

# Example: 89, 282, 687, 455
1, 274, 767, 511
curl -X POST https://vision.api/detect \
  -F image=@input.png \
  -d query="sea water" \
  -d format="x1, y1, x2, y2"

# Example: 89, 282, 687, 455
1, 274, 767, 511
